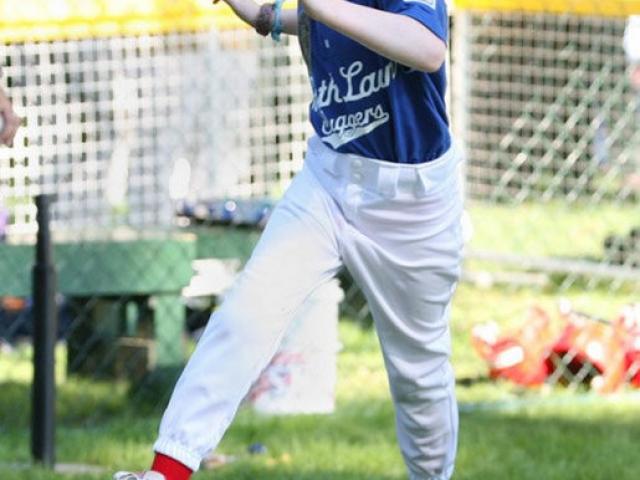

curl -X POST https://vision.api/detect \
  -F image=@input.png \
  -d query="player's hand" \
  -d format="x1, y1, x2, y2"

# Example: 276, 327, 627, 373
631, 65, 640, 90
0, 87, 20, 147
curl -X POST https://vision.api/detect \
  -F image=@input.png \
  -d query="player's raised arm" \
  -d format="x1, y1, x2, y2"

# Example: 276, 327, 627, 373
0, 86, 20, 147
300, 0, 446, 72
212, 0, 298, 36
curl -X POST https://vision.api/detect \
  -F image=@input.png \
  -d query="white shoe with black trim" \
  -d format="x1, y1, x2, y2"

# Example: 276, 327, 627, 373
112, 471, 166, 480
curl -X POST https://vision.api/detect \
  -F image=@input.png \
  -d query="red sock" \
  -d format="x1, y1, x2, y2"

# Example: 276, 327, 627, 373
151, 453, 193, 480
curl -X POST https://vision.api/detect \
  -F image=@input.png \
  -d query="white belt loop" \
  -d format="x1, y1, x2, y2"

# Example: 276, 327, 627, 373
312, 137, 341, 178
377, 165, 399, 199
327, 151, 342, 176
415, 167, 433, 198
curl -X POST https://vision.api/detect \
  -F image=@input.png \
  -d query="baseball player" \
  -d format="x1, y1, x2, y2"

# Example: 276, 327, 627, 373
0, 68, 20, 146
116, 0, 462, 479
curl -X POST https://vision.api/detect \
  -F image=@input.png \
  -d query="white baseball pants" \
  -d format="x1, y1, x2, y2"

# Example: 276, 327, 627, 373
154, 136, 464, 480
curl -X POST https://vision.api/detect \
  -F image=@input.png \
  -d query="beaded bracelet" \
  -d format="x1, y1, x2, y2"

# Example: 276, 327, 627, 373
270, 0, 285, 42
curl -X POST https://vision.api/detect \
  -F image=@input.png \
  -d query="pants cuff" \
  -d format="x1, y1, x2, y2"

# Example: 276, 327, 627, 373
409, 465, 454, 480
153, 438, 202, 473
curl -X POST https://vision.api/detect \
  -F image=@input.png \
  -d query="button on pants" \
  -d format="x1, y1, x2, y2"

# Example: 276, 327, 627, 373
154, 137, 464, 480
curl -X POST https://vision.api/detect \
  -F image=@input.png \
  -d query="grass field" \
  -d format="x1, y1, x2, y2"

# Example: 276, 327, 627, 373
467, 200, 638, 259
1, 200, 638, 479
2, 284, 640, 479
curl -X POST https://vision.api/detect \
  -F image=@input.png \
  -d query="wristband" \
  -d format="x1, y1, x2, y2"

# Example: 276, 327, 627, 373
255, 3, 275, 37
271, 0, 285, 42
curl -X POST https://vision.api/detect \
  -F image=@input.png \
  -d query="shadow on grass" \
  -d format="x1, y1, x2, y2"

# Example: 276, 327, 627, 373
3, 378, 640, 479
0, 380, 131, 429
0, 366, 184, 430
0, 465, 400, 480
198, 468, 401, 480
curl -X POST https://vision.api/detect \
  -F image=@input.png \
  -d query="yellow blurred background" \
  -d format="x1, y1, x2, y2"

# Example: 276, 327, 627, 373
0, 0, 241, 42
1, 0, 640, 43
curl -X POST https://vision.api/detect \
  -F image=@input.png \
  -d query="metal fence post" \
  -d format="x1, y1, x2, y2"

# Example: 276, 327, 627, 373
31, 194, 57, 467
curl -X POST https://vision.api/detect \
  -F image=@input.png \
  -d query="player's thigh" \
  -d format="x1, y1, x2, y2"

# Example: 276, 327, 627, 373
344, 219, 462, 394
221, 167, 343, 333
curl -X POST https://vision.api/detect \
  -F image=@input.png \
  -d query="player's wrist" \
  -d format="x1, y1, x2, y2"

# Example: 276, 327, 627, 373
254, 3, 276, 36
253, 1, 285, 40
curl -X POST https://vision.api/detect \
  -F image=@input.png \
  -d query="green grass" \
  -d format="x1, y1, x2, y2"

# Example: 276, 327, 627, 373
467, 201, 640, 259
2, 284, 640, 479
1, 200, 638, 478
467, 201, 640, 284
467, 200, 638, 259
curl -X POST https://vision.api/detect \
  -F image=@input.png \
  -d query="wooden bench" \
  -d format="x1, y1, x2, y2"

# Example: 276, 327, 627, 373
0, 232, 196, 377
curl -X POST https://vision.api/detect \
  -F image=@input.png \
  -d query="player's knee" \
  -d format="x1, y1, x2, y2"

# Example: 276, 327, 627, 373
212, 290, 288, 346
390, 362, 454, 405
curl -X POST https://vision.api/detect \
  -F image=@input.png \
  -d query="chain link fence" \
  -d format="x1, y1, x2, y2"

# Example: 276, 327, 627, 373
1, 0, 640, 472
460, 13, 637, 203
451, 1, 640, 394
2, 33, 309, 235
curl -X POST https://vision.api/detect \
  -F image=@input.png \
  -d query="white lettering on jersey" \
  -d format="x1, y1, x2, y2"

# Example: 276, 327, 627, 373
310, 61, 398, 111
310, 61, 398, 148
320, 103, 390, 149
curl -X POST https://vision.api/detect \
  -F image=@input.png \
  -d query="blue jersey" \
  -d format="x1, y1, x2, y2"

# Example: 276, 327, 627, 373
298, 0, 450, 164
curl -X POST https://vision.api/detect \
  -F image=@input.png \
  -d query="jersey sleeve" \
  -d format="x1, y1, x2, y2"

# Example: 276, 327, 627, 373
380, 0, 448, 43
